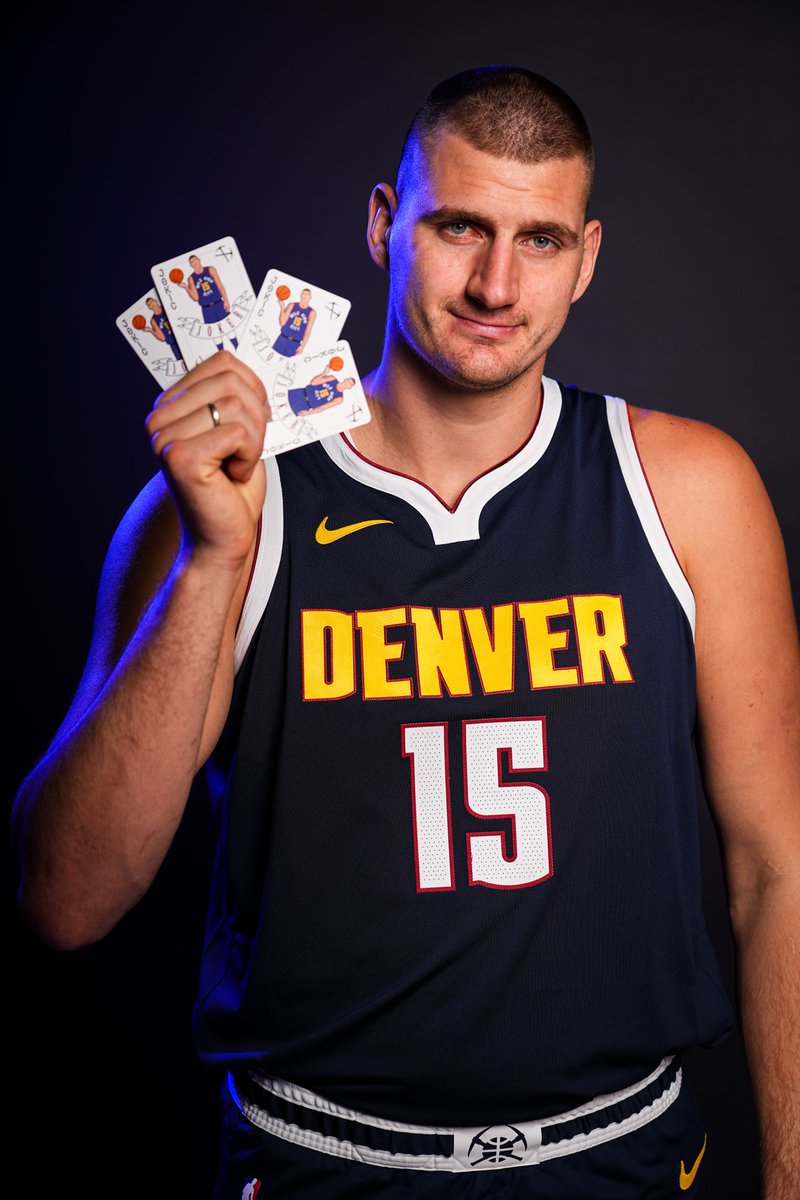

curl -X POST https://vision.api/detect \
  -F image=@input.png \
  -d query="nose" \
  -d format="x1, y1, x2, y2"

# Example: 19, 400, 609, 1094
466, 237, 520, 310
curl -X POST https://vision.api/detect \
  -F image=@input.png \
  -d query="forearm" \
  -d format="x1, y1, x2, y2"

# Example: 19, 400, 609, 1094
13, 548, 243, 949
733, 876, 800, 1200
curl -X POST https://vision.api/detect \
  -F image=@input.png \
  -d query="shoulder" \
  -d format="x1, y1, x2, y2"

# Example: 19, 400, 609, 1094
627, 405, 777, 582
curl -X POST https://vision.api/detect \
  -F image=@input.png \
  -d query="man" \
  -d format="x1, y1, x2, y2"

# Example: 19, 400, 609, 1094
181, 253, 239, 351
287, 369, 355, 415
273, 286, 317, 356
143, 295, 184, 362
12, 67, 798, 1198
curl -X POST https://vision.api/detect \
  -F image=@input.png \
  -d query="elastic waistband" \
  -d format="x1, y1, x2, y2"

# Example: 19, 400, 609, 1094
229, 1056, 681, 1174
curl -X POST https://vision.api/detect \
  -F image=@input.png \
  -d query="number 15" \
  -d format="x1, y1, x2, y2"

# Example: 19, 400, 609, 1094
401, 717, 553, 892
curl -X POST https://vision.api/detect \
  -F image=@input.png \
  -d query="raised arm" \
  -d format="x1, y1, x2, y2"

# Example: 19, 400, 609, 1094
634, 408, 800, 1200
12, 352, 269, 951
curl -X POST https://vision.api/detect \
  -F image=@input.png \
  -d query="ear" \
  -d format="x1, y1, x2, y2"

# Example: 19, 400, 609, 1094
571, 219, 602, 303
367, 182, 398, 272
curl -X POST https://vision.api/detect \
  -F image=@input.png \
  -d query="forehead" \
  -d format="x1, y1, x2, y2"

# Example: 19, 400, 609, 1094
407, 129, 588, 227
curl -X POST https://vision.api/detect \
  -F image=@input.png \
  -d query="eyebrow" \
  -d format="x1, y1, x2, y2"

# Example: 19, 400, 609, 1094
421, 206, 581, 248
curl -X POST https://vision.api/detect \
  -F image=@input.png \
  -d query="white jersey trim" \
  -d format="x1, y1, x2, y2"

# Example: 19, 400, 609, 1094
231, 1057, 680, 1173
320, 376, 563, 546
233, 379, 563, 671
234, 455, 284, 674
605, 395, 696, 638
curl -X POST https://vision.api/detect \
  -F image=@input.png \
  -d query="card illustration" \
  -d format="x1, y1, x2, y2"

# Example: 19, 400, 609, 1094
262, 340, 371, 457
241, 269, 351, 378
152, 237, 254, 365
116, 288, 188, 384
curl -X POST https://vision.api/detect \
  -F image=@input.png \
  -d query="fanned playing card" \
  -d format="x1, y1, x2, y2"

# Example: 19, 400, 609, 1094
260, 340, 371, 457
116, 288, 188, 384
239, 269, 351, 384
151, 237, 255, 366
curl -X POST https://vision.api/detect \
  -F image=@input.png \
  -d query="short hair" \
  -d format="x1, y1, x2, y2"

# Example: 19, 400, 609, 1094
397, 66, 594, 202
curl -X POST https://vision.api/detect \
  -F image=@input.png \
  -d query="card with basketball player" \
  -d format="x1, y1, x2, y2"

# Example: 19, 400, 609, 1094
116, 288, 188, 385
262, 340, 371, 457
238, 269, 351, 386
151, 237, 255, 367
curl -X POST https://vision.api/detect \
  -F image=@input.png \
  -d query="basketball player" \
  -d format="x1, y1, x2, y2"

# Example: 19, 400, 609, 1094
273, 286, 316, 356
144, 296, 183, 361
180, 253, 239, 352
12, 68, 798, 1199
287, 370, 355, 415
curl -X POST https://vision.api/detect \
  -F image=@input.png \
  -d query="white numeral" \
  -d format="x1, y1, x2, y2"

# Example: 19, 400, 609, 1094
402, 718, 552, 892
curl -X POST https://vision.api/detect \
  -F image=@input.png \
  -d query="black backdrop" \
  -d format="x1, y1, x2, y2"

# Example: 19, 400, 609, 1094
7, 3, 798, 1195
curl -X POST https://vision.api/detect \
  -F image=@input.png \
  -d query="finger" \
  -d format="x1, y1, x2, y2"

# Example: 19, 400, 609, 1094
148, 370, 263, 434
147, 366, 266, 441
149, 392, 266, 463
159, 422, 264, 490
154, 350, 267, 413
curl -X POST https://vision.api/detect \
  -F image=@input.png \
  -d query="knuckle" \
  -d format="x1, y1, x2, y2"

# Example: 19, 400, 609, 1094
220, 369, 241, 393
161, 439, 188, 471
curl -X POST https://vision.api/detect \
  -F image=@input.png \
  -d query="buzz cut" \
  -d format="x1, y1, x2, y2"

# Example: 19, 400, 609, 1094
397, 65, 595, 205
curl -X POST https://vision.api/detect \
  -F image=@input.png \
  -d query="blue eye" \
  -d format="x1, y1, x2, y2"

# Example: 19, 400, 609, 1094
447, 222, 470, 235
532, 235, 553, 250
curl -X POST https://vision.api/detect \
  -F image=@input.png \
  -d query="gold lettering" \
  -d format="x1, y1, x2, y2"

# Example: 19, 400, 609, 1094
356, 607, 413, 699
463, 605, 515, 693
517, 598, 580, 688
572, 594, 633, 684
301, 610, 355, 700
410, 607, 471, 698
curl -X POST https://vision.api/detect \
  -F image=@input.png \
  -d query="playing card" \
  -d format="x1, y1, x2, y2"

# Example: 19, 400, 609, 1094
151, 237, 255, 366
238, 269, 351, 388
261, 340, 371, 457
116, 288, 188, 385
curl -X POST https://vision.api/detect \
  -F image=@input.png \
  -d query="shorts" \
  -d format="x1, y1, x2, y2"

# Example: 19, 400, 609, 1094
201, 299, 228, 324
272, 333, 303, 357
212, 1061, 712, 1198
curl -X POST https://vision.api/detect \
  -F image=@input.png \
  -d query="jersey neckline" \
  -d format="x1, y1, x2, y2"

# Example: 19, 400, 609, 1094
319, 376, 562, 545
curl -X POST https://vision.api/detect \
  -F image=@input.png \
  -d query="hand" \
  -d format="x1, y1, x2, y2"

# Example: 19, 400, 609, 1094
145, 351, 270, 571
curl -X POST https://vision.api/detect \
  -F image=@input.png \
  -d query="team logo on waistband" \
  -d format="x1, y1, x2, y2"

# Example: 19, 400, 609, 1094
468, 1124, 528, 1166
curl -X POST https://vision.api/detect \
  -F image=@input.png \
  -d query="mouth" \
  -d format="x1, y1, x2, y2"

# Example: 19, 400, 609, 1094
448, 311, 523, 340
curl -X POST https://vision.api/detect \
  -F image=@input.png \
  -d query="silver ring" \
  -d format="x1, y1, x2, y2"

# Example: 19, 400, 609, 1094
208, 402, 221, 428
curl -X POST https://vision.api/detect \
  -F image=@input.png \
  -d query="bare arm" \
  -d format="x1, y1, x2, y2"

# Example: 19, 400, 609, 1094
297, 308, 316, 351
634, 408, 800, 1200
209, 266, 229, 310
12, 352, 269, 950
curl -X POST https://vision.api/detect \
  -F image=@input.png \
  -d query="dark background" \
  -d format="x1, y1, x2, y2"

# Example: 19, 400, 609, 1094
6, 3, 798, 1195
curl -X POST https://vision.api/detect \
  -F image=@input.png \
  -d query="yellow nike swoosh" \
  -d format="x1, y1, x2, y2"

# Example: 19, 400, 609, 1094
679, 1132, 707, 1190
315, 516, 393, 544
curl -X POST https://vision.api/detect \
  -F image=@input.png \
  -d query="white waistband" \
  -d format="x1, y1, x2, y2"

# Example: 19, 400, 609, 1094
231, 1056, 681, 1174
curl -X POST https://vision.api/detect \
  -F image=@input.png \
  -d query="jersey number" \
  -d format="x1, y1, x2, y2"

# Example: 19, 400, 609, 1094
401, 717, 552, 892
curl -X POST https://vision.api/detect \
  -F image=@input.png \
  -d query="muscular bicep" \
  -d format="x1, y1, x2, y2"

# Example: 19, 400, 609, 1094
50, 472, 253, 766
690, 443, 799, 890
50, 474, 183, 744
634, 409, 800, 896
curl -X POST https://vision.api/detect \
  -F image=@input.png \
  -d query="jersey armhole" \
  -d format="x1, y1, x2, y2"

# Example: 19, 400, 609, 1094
234, 456, 284, 673
605, 395, 696, 639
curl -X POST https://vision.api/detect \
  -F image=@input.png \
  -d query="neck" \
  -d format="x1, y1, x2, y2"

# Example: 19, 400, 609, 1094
354, 340, 545, 508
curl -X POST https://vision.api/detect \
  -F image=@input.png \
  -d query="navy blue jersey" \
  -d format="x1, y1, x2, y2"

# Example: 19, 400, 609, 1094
280, 304, 312, 343
192, 266, 221, 307
153, 311, 180, 356
288, 378, 343, 414
197, 378, 733, 1126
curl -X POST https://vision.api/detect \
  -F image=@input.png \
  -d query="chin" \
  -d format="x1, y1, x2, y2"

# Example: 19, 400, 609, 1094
429, 348, 538, 393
